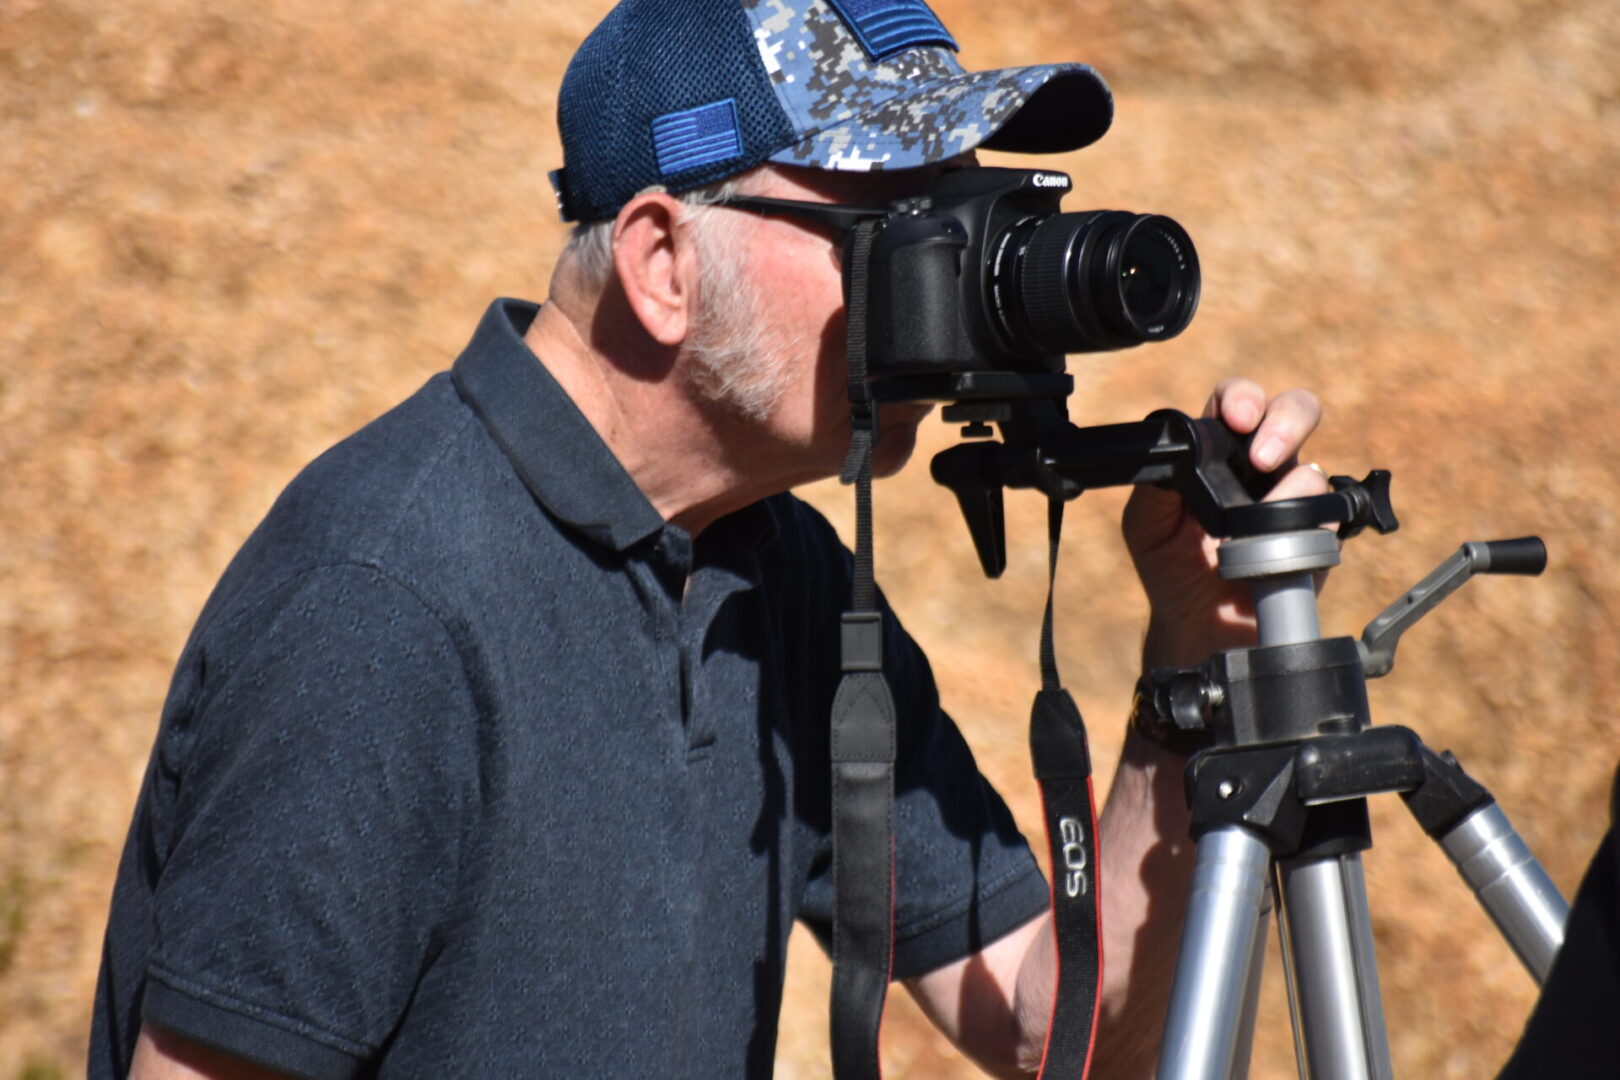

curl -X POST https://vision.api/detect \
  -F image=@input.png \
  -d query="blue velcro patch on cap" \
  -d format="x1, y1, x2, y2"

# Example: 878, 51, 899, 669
652, 99, 744, 177
825, 0, 957, 60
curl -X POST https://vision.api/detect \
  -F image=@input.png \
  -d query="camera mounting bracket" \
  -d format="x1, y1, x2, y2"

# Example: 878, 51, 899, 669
929, 404, 1399, 578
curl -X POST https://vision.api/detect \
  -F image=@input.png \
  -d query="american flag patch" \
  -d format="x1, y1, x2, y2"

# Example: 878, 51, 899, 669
652, 99, 744, 177
825, 0, 958, 60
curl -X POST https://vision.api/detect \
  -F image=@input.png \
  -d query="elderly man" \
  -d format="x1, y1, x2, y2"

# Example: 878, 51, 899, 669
92, 1, 1324, 1077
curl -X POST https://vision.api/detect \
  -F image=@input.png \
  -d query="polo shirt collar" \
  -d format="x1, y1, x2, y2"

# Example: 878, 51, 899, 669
452, 298, 666, 553
450, 298, 777, 556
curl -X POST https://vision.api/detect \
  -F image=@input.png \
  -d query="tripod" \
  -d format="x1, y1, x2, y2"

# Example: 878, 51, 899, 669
927, 400, 1569, 1079
1142, 517, 1567, 1079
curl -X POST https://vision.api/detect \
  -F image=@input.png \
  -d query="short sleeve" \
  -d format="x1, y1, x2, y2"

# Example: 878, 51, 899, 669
798, 593, 1050, 981
142, 564, 481, 1079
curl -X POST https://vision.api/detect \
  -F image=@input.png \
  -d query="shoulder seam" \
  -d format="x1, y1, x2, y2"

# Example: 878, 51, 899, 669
374, 407, 480, 565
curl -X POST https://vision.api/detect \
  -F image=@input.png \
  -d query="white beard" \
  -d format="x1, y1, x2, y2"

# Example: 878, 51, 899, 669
683, 232, 797, 423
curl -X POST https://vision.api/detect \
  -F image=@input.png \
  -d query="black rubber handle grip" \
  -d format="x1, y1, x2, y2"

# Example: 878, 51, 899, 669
1481, 537, 1547, 575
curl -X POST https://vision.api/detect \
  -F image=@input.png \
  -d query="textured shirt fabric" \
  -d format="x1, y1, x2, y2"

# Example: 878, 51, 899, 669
90, 298, 1049, 1079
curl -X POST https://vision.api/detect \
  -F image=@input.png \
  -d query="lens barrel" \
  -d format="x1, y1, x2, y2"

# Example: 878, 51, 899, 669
997, 210, 1200, 354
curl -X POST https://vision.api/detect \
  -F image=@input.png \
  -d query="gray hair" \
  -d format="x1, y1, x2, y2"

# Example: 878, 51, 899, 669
557, 174, 759, 292
555, 171, 795, 422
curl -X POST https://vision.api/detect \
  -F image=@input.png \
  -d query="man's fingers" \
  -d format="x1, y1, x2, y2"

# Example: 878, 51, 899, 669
1265, 460, 1331, 502
1247, 387, 1322, 473
1203, 377, 1267, 431
1203, 381, 1324, 474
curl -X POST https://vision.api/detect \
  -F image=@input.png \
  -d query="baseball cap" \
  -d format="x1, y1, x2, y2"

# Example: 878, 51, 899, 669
550, 0, 1114, 222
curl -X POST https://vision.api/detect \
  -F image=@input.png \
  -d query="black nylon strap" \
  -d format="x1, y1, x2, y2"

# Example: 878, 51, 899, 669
830, 674, 896, 1079
830, 219, 895, 1080
1029, 497, 1103, 1078
1039, 498, 1063, 692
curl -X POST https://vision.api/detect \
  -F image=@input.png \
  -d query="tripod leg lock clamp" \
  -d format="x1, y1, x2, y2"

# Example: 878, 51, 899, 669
1186, 744, 1308, 851
1401, 743, 1493, 838
1185, 726, 1429, 853
1295, 727, 1426, 804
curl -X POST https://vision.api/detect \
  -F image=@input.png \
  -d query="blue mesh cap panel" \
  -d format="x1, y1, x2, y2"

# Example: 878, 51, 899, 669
554, 5, 625, 220
555, 0, 798, 222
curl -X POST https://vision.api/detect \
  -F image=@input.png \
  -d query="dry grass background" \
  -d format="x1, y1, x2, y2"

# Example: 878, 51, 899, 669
2, 0, 1617, 1075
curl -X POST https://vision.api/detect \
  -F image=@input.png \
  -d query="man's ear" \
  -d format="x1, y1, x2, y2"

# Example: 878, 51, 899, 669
611, 192, 701, 347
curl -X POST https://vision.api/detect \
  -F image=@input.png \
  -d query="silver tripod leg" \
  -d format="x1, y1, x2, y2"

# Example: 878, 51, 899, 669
1439, 802, 1568, 982
1174, 880, 1270, 1080
1229, 884, 1273, 1079
1158, 826, 1273, 1080
1273, 852, 1394, 1080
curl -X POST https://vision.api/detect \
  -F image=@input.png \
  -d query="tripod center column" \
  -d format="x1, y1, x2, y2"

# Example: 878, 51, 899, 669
1218, 529, 1342, 646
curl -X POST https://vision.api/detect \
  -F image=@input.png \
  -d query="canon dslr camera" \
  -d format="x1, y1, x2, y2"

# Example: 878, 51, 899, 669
846, 167, 1200, 403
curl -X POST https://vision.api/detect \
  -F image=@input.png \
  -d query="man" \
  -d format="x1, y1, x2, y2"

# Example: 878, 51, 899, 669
91, 0, 1326, 1077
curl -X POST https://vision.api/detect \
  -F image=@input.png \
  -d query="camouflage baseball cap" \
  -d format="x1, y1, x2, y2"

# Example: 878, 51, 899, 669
550, 0, 1113, 222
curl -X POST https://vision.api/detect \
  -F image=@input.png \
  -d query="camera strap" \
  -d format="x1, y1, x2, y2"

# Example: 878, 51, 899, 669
1028, 496, 1104, 1077
830, 219, 897, 1080
828, 220, 1101, 1080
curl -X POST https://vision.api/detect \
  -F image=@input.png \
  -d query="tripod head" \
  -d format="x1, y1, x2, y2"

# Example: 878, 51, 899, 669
929, 401, 1399, 577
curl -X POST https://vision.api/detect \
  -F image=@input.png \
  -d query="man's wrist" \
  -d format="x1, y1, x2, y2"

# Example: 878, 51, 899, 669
1141, 618, 1257, 671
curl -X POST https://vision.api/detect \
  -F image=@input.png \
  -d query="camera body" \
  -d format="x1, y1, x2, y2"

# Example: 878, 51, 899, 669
848, 167, 1200, 401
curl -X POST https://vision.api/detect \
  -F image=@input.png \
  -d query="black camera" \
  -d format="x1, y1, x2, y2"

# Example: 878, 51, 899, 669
846, 167, 1200, 403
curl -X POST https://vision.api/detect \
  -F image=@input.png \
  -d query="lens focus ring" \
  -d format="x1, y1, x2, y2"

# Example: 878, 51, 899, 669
1018, 214, 1099, 352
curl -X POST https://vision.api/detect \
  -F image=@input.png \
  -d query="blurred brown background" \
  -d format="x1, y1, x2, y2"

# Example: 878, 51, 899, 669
2, 0, 1617, 1075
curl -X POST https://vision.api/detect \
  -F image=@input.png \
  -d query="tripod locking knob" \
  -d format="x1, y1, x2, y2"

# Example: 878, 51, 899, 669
1221, 468, 1398, 539
1333, 470, 1399, 539
1133, 667, 1223, 752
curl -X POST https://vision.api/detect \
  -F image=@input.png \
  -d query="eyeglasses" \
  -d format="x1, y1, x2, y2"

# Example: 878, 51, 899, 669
707, 194, 891, 234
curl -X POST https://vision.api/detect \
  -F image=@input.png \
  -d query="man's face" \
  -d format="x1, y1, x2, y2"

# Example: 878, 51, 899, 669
687, 159, 973, 482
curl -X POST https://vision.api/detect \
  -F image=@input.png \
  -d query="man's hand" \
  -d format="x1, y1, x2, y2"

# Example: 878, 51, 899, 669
1123, 378, 1328, 669
1078, 378, 1327, 1077
908, 379, 1331, 1079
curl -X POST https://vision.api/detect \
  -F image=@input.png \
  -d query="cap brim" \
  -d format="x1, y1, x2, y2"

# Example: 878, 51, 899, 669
768, 63, 1113, 173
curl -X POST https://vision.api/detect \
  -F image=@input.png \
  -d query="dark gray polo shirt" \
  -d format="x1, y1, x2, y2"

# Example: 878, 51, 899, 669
90, 299, 1048, 1078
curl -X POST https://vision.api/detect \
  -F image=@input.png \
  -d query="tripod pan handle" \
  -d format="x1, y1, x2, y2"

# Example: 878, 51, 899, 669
1470, 537, 1547, 576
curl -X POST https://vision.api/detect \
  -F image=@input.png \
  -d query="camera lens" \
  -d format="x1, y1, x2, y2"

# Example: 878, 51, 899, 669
1118, 221, 1186, 330
995, 210, 1200, 354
